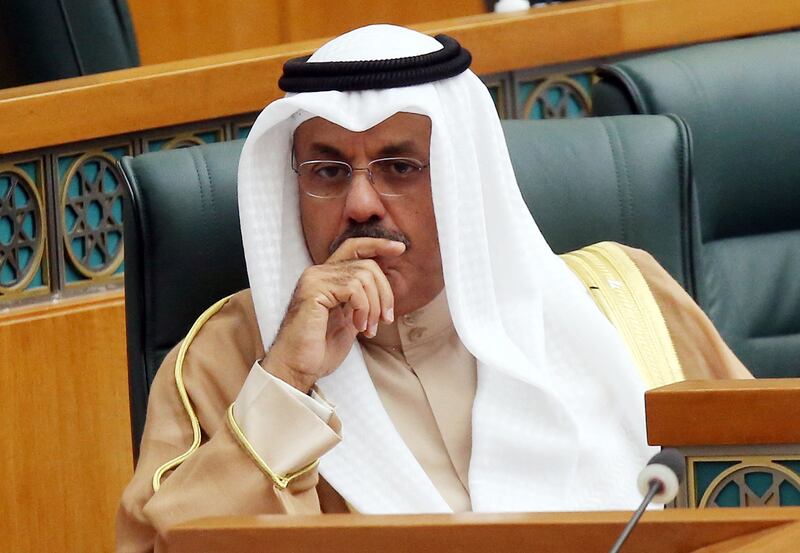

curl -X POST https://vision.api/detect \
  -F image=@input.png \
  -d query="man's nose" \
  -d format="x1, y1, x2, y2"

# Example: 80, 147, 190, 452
343, 171, 386, 223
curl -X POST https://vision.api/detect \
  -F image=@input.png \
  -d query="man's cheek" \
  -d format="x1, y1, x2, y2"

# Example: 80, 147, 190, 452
385, 269, 407, 297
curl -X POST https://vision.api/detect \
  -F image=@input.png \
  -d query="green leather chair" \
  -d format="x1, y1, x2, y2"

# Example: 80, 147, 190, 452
120, 141, 249, 458
0, 0, 139, 88
592, 31, 800, 378
120, 114, 692, 456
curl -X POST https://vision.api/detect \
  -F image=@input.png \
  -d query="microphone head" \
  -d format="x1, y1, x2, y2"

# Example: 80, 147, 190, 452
648, 448, 686, 482
637, 448, 685, 504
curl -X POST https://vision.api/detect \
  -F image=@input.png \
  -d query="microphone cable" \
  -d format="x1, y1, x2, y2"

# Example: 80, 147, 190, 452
609, 448, 685, 553
608, 480, 661, 553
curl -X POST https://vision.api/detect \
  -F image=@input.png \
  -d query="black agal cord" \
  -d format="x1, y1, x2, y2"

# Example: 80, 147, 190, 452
278, 34, 472, 92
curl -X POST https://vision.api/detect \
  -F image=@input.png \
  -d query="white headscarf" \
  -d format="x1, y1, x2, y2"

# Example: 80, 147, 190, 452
238, 24, 656, 513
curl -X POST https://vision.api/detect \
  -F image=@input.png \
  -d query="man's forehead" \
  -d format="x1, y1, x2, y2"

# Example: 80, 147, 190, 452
294, 112, 432, 142
295, 111, 431, 137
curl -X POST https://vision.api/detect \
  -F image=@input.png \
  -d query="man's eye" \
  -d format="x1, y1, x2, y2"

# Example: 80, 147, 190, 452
314, 164, 347, 180
381, 160, 419, 176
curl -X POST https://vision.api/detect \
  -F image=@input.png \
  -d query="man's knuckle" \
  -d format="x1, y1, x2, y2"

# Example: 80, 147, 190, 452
355, 265, 374, 279
300, 265, 322, 281
346, 279, 362, 293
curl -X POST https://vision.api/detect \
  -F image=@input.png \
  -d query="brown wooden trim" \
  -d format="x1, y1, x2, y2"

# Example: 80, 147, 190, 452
165, 508, 800, 553
0, 289, 124, 326
1, 0, 798, 154
645, 379, 800, 446
691, 522, 800, 553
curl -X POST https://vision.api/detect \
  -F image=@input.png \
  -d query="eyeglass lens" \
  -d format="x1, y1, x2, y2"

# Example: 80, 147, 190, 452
297, 158, 427, 197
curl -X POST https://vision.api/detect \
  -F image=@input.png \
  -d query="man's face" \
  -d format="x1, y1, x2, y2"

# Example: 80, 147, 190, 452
294, 112, 444, 316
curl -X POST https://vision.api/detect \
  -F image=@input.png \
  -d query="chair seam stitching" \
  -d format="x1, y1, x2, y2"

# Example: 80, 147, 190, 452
190, 148, 212, 269
599, 118, 631, 244
197, 149, 218, 240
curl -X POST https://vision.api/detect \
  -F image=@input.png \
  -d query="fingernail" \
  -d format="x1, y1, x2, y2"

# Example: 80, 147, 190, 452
385, 308, 394, 322
369, 323, 378, 337
359, 320, 368, 332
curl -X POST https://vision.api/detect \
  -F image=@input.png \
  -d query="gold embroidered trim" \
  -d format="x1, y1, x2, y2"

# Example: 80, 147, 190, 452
560, 242, 684, 389
226, 403, 320, 490
152, 294, 234, 492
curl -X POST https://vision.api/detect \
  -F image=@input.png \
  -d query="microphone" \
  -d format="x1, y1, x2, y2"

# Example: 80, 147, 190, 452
608, 448, 686, 553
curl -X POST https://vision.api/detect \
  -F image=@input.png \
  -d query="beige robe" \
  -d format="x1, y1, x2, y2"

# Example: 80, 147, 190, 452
116, 244, 750, 552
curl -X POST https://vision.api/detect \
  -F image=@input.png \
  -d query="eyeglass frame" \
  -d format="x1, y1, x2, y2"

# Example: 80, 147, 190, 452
291, 151, 431, 199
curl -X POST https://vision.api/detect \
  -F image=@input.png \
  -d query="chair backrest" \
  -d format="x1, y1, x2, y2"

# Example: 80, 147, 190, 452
120, 141, 249, 457
592, 31, 800, 378
120, 114, 692, 456
503, 115, 693, 290
0, 0, 139, 88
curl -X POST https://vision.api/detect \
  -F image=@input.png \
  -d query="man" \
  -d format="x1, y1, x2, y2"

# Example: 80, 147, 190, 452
117, 25, 749, 552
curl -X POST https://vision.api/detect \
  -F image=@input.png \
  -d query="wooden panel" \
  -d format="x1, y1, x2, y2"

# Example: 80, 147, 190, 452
165, 508, 800, 553
128, 0, 285, 65
128, 0, 486, 65
280, 0, 487, 43
1, 0, 798, 154
0, 290, 131, 553
645, 379, 800, 447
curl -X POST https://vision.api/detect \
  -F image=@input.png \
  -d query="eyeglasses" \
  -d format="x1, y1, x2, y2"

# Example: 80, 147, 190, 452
293, 157, 430, 198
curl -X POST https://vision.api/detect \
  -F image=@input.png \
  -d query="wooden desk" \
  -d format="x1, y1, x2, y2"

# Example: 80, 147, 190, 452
646, 379, 800, 447
166, 508, 800, 553
646, 380, 800, 509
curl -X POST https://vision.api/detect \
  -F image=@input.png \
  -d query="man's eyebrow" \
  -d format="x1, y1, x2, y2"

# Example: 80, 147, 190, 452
377, 141, 423, 158
306, 140, 424, 159
308, 143, 346, 158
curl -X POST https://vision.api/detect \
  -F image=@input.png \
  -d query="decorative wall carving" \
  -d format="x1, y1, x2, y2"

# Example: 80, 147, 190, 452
56, 145, 132, 289
516, 71, 595, 120
0, 163, 47, 297
142, 126, 226, 153
60, 152, 126, 280
689, 456, 800, 508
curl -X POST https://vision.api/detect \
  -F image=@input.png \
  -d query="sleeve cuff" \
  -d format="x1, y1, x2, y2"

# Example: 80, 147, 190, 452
230, 363, 341, 487
261, 368, 335, 423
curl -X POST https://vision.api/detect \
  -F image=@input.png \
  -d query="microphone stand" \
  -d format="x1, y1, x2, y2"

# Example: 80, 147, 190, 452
608, 480, 661, 553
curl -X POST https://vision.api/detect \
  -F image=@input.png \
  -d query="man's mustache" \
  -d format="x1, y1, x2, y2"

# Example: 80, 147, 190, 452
329, 220, 411, 256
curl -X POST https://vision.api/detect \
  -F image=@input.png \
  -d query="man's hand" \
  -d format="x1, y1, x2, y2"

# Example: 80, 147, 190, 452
260, 237, 405, 392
